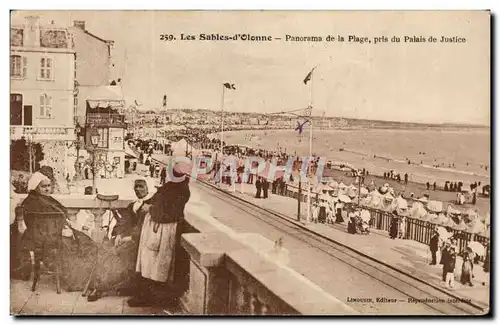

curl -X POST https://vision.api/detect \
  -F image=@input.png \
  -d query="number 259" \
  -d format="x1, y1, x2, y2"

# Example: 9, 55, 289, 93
160, 34, 175, 41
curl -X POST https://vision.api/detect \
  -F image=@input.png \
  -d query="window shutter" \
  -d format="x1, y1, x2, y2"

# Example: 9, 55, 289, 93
22, 57, 27, 78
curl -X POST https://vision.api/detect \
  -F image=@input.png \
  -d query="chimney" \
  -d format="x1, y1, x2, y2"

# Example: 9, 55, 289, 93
24, 15, 40, 47
24, 15, 40, 31
73, 20, 86, 30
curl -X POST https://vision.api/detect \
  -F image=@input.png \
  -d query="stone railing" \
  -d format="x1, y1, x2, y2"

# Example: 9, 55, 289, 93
10, 126, 75, 141
181, 203, 356, 315
11, 193, 356, 315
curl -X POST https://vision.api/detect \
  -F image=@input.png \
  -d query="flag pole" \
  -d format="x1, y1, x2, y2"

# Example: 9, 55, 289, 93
220, 84, 225, 186
307, 71, 314, 224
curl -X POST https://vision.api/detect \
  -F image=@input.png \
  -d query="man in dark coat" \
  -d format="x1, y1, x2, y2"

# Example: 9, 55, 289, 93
255, 177, 262, 198
279, 177, 286, 195
429, 229, 440, 265
262, 179, 270, 199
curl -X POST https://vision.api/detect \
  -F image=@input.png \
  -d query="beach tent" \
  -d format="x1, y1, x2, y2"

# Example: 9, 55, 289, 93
410, 203, 427, 219
427, 200, 443, 213
468, 219, 486, 234
338, 194, 351, 203
446, 205, 462, 216
443, 217, 458, 229
467, 241, 485, 257
454, 219, 468, 231
436, 226, 452, 240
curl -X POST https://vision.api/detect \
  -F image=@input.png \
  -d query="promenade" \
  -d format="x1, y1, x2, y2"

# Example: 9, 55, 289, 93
217, 181, 490, 310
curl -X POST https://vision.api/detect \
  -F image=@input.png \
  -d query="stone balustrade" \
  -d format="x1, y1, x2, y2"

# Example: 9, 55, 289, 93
10, 126, 75, 141
12, 193, 356, 315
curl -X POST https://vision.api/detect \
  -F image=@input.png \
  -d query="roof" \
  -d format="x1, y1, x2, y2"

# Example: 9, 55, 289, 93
87, 86, 124, 102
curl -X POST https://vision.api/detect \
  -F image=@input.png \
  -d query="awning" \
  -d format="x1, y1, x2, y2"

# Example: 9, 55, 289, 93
124, 146, 138, 159
87, 86, 125, 109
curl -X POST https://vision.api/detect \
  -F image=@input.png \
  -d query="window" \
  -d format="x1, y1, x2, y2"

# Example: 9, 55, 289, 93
10, 55, 27, 78
40, 57, 53, 80
73, 95, 79, 124
97, 128, 109, 148
39, 93, 52, 118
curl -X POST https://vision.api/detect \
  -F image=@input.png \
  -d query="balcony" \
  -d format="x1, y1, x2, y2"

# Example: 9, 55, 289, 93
86, 113, 126, 128
11, 194, 354, 315
10, 126, 75, 141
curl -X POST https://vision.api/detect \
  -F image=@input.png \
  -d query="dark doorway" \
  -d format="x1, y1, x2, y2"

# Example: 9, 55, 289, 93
23, 105, 32, 126
10, 94, 22, 125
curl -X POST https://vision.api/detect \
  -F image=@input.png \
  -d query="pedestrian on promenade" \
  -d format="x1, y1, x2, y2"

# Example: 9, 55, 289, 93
160, 167, 167, 185
255, 177, 262, 198
279, 177, 286, 195
335, 201, 344, 223
433, 182, 437, 191
440, 240, 451, 281
389, 211, 399, 239
404, 173, 408, 185
426, 182, 430, 190
444, 244, 457, 288
460, 249, 474, 286
429, 228, 440, 265
262, 179, 269, 199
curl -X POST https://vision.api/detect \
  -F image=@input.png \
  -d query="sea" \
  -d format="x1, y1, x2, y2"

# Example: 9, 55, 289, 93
220, 128, 490, 187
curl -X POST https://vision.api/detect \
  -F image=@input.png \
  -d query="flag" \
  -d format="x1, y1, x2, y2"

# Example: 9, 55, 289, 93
163, 95, 167, 107
295, 120, 310, 134
134, 100, 141, 106
223, 83, 236, 90
303, 68, 315, 85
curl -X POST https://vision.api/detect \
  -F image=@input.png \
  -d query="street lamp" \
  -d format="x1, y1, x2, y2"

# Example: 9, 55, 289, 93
90, 127, 100, 194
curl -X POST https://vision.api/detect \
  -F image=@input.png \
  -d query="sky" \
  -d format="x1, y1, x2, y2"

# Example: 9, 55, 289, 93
11, 10, 490, 125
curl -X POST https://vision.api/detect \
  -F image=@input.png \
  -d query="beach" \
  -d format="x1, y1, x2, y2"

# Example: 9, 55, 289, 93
220, 128, 490, 187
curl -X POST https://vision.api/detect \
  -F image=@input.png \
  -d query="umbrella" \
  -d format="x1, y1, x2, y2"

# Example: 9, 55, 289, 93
417, 196, 428, 203
328, 180, 339, 188
319, 193, 331, 202
347, 190, 357, 198
443, 217, 458, 228
446, 205, 462, 215
466, 209, 479, 219
410, 203, 427, 219
383, 192, 394, 201
437, 226, 452, 239
338, 194, 351, 203
321, 184, 334, 192
467, 241, 485, 256
360, 209, 371, 222
468, 219, 486, 234
394, 196, 408, 210
427, 200, 443, 213
397, 209, 410, 217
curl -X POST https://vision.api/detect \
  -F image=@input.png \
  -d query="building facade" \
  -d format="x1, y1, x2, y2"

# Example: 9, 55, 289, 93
71, 20, 114, 125
10, 16, 76, 142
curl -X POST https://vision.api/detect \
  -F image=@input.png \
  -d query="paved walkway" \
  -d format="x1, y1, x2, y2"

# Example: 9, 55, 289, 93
10, 278, 177, 315
218, 182, 490, 309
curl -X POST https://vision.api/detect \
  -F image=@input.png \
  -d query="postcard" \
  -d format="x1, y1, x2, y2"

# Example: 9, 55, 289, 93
10, 10, 490, 316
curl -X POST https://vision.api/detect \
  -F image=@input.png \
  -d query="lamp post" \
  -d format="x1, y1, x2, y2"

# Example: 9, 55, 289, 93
90, 127, 100, 194
73, 123, 82, 180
